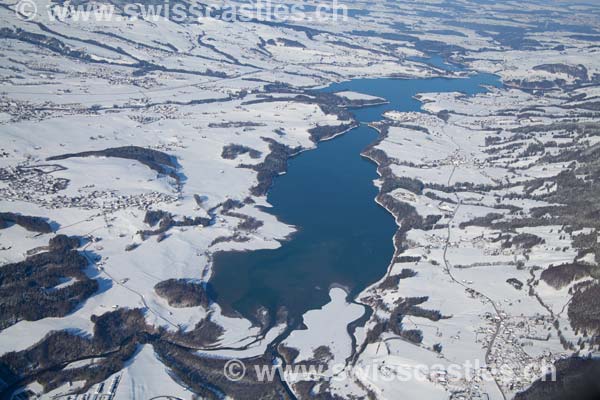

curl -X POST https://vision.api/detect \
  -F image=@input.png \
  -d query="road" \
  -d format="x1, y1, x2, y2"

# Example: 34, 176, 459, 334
439, 152, 507, 400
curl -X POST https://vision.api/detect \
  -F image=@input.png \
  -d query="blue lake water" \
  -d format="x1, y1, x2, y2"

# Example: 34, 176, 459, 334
210, 70, 501, 323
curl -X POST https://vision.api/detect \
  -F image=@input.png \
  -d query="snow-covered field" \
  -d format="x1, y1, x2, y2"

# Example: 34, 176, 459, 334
339, 81, 600, 399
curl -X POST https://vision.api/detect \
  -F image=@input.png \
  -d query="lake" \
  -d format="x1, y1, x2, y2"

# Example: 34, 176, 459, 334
210, 67, 501, 325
